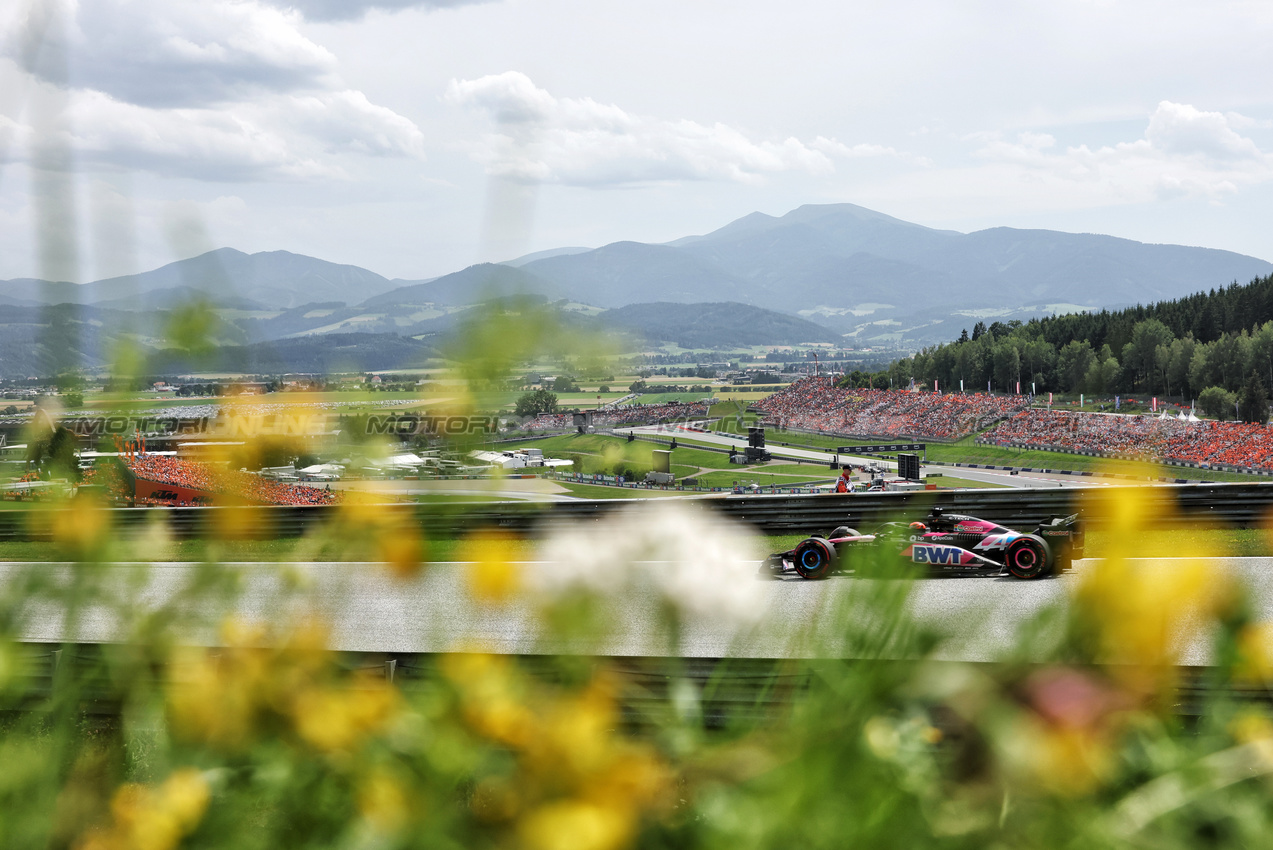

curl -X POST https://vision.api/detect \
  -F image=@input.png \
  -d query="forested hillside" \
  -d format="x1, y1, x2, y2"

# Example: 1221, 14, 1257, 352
883, 273, 1273, 400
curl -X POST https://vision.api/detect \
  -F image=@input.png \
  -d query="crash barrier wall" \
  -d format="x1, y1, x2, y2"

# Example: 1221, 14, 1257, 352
5, 481, 1273, 540
975, 439, 1273, 478
923, 460, 1206, 485
7, 644, 1264, 724
611, 430, 835, 468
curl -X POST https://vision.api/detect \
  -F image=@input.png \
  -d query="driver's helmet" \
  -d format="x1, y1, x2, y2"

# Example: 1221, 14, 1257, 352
909, 521, 928, 532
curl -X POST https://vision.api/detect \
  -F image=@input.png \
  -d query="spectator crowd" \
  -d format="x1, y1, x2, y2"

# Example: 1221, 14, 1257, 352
753, 378, 1029, 441
127, 454, 341, 505
521, 401, 711, 432
981, 410, 1273, 472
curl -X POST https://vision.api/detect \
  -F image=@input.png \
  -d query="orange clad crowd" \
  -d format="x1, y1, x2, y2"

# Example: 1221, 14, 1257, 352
982, 409, 1273, 471
754, 378, 1029, 441
126, 455, 341, 505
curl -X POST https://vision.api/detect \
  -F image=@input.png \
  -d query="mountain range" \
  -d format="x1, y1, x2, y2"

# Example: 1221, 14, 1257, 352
2, 202, 1271, 375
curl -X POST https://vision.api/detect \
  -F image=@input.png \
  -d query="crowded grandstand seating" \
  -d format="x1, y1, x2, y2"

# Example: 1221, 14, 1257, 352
981, 410, 1273, 471
521, 401, 711, 431
126, 455, 341, 505
753, 378, 1029, 441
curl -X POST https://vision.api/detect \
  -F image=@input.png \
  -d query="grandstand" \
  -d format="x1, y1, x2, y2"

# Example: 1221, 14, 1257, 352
981, 409, 1273, 472
753, 378, 1028, 441
125, 455, 341, 506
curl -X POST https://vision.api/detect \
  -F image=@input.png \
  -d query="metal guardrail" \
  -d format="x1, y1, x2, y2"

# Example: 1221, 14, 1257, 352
6, 644, 1265, 724
2, 481, 1272, 541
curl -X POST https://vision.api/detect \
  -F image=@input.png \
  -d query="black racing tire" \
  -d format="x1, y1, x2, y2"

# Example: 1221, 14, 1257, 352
793, 537, 836, 580
1005, 535, 1051, 579
829, 526, 861, 539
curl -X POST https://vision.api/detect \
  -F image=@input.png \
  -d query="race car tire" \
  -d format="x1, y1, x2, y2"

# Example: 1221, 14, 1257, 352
793, 537, 836, 580
1005, 535, 1051, 579
829, 526, 861, 540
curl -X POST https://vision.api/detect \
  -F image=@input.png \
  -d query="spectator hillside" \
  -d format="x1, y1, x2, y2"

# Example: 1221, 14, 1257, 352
982, 409, 1273, 472
754, 378, 1028, 441
127, 455, 340, 505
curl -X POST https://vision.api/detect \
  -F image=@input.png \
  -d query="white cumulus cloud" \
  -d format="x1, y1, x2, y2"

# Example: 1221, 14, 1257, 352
445, 71, 887, 186
0, 0, 425, 181
261, 0, 494, 22
1145, 101, 1264, 162
970, 101, 1273, 203
6, 0, 337, 108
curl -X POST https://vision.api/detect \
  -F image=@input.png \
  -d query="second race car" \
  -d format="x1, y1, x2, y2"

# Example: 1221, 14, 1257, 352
762, 507, 1084, 580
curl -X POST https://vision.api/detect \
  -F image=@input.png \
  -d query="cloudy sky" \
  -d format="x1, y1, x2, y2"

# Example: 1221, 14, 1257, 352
2, 0, 1272, 284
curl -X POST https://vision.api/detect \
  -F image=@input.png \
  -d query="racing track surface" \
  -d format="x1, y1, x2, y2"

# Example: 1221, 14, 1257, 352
6, 558, 1262, 665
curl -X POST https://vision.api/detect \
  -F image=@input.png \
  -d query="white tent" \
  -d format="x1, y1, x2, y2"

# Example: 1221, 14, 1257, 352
299, 463, 345, 475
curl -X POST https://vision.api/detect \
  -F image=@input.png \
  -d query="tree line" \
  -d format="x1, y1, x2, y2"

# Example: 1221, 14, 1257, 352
874, 274, 1273, 415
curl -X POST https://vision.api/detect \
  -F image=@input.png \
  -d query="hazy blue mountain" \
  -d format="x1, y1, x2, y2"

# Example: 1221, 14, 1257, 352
601, 302, 841, 348
501, 246, 592, 267
361, 263, 557, 307
518, 242, 749, 307
0, 248, 403, 310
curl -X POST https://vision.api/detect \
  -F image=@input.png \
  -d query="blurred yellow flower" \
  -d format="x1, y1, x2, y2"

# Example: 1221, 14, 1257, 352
169, 615, 401, 755
76, 768, 209, 850
291, 678, 402, 754
442, 653, 672, 848
1234, 622, 1273, 683
463, 529, 522, 603
48, 497, 111, 560
518, 799, 632, 850
358, 767, 414, 833
1073, 483, 1232, 693
335, 497, 427, 579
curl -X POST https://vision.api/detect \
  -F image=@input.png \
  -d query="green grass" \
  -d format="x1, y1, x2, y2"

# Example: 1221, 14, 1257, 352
495, 433, 744, 474
554, 482, 691, 499
689, 470, 828, 489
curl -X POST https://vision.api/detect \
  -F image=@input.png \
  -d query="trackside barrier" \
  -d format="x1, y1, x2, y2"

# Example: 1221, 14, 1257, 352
5, 645, 1268, 724
975, 439, 1273, 478
4, 482, 1273, 540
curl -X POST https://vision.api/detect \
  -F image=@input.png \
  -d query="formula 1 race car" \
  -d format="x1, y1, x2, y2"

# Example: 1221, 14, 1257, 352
762, 507, 1084, 580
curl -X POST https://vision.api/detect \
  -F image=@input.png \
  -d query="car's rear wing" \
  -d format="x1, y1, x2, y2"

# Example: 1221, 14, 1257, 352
1038, 512, 1084, 553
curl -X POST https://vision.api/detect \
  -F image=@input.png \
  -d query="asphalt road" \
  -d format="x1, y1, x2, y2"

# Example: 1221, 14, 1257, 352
6, 558, 1261, 666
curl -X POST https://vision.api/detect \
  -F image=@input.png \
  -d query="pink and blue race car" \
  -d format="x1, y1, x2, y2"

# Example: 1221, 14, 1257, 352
762, 507, 1084, 580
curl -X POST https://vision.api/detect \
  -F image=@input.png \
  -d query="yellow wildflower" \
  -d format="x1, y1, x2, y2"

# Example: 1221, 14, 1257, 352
463, 528, 522, 603
358, 767, 414, 833
76, 769, 210, 850
518, 799, 633, 850
1234, 622, 1273, 683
